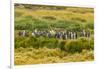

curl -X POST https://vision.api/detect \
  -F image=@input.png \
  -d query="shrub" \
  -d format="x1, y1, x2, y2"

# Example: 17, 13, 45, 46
58, 40, 66, 50
64, 40, 83, 53
39, 38, 58, 49
78, 37, 93, 50
64, 37, 94, 53
90, 36, 94, 50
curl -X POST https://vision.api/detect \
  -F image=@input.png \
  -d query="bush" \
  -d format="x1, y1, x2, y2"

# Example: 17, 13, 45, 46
90, 36, 94, 50
58, 40, 66, 50
78, 37, 94, 50
64, 37, 94, 53
64, 40, 83, 53
15, 36, 59, 49
15, 35, 94, 53
38, 38, 58, 49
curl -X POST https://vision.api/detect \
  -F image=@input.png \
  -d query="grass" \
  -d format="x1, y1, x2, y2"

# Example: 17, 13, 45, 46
14, 36, 94, 65
15, 47, 94, 65
15, 36, 94, 51
15, 5, 94, 31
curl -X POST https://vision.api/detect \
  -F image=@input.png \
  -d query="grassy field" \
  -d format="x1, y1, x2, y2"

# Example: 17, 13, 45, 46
15, 48, 94, 65
14, 4, 94, 65
15, 5, 94, 31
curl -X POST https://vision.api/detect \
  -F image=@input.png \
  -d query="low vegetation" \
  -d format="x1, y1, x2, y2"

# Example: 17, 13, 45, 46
15, 47, 94, 65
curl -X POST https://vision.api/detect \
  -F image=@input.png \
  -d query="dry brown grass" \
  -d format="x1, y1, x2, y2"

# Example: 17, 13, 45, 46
15, 47, 94, 65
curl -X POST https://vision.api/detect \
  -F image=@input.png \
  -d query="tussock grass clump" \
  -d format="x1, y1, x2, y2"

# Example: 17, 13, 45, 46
64, 37, 94, 53
64, 40, 83, 53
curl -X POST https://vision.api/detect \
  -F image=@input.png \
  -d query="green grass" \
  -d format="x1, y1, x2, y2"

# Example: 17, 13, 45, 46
15, 36, 94, 51
15, 5, 94, 31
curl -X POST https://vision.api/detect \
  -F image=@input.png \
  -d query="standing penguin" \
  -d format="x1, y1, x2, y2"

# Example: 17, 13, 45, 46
22, 30, 26, 37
